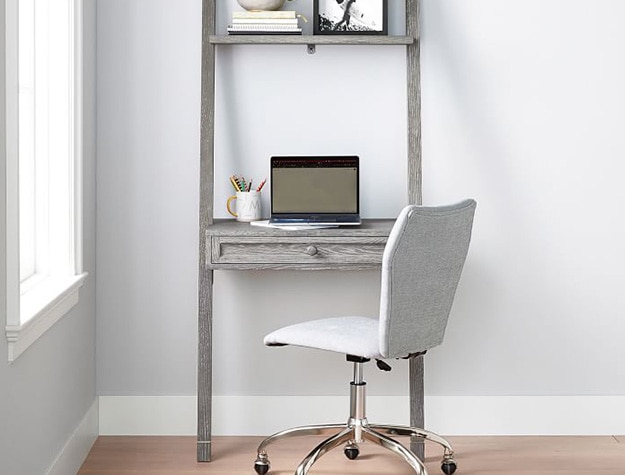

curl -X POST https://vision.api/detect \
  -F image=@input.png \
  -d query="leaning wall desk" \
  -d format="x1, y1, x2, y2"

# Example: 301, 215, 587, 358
198, 0, 424, 462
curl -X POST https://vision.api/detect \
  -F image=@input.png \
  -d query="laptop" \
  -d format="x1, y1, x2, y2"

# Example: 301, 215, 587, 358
269, 156, 361, 226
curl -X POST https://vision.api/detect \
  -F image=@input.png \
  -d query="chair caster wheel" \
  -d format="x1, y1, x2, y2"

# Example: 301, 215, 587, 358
254, 464, 269, 475
254, 462, 270, 475
344, 444, 359, 460
254, 456, 270, 475
441, 460, 457, 475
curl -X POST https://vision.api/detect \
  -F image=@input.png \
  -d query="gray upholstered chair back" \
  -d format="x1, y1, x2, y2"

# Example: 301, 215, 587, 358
379, 199, 476, 358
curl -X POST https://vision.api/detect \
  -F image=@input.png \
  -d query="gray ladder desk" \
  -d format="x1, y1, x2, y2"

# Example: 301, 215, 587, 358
198, 0, 423, 462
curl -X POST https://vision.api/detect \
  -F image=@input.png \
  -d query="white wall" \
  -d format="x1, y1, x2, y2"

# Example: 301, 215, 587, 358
0, 1, 98, 473
96, 0, 625, 435
421, 0, 625, 396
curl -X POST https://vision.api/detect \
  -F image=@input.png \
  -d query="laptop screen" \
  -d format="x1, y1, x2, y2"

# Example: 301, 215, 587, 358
271, 156, 359, 216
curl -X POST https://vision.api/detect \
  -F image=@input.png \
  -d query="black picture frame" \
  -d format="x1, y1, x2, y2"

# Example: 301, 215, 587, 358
313, 0, 388, 35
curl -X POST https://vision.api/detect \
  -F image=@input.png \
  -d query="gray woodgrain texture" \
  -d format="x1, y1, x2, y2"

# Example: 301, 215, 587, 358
197, 0, 423, 463
210, 35, 414, 46
213, 238, 386, 265
207, 220, 392, 270
197, 0, 215, 463
206, 219, 394, 236
407, 0, 421, 207
406, 0, 425, 459
409, 355, 425, 459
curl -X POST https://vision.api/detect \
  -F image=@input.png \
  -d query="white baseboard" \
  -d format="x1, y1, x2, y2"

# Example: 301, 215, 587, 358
426, 396, 625, 435
98, 395, 412, 436
98, 395, 625, 436
45, 398, 99, 475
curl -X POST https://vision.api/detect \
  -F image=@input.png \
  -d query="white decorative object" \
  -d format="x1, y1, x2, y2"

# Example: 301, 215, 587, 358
236, 0, 286, 11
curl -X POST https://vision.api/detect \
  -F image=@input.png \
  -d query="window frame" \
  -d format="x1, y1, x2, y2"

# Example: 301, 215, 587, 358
4, 0, 87, 363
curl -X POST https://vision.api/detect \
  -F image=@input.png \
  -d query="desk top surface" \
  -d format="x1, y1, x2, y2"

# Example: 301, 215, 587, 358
206, 218, 395, 237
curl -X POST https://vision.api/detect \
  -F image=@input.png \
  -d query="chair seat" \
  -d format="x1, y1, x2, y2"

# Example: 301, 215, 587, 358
264, 316, 382, 359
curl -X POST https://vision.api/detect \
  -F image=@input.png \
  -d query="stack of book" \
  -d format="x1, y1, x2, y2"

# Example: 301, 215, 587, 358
228, 10, 302, 35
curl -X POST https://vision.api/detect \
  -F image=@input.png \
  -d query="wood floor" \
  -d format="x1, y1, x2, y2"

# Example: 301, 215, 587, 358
78, 435, 625, 475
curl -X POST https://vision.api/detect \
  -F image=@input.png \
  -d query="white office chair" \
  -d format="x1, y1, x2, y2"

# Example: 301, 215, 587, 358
253, 199, 477, 475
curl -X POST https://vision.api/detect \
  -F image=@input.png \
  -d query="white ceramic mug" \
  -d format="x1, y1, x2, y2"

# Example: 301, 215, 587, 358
227, 191, 262, 222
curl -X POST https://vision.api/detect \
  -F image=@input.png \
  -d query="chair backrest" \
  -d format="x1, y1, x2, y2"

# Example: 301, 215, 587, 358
379, 199, 477, 358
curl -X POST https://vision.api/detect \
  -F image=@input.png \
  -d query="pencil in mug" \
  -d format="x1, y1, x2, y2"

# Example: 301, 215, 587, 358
229, 175, 241, 192
256, 178, 266, 192
236, 176, 246, 192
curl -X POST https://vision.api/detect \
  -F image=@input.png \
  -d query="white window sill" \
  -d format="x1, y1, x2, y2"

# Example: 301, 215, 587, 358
5, 273, 88, 363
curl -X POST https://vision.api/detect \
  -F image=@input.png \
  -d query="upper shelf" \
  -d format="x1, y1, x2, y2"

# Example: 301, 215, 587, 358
209, 35, 415, 46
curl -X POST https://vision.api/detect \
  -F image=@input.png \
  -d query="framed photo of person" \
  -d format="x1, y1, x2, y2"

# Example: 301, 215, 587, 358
313, 0, 388, 35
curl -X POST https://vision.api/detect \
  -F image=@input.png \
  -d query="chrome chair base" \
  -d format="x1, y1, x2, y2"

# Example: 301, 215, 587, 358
253, 362, 457, 475
254, 421, 456, 475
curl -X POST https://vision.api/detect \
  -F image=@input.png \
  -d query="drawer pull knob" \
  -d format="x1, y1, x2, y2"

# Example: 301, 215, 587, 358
306, 245, 318, 256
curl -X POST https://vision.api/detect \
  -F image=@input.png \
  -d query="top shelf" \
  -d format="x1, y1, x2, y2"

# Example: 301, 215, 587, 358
209, 35, 415, 46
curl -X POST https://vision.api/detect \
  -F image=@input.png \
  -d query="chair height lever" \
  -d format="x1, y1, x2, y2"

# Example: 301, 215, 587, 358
375, 359, 392, 372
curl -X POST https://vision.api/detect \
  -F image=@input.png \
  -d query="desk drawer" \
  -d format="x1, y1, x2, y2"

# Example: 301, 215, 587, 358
210, 236, 386, 268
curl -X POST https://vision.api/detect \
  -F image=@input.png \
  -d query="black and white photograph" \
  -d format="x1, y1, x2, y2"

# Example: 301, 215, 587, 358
313, 0, 388, 35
